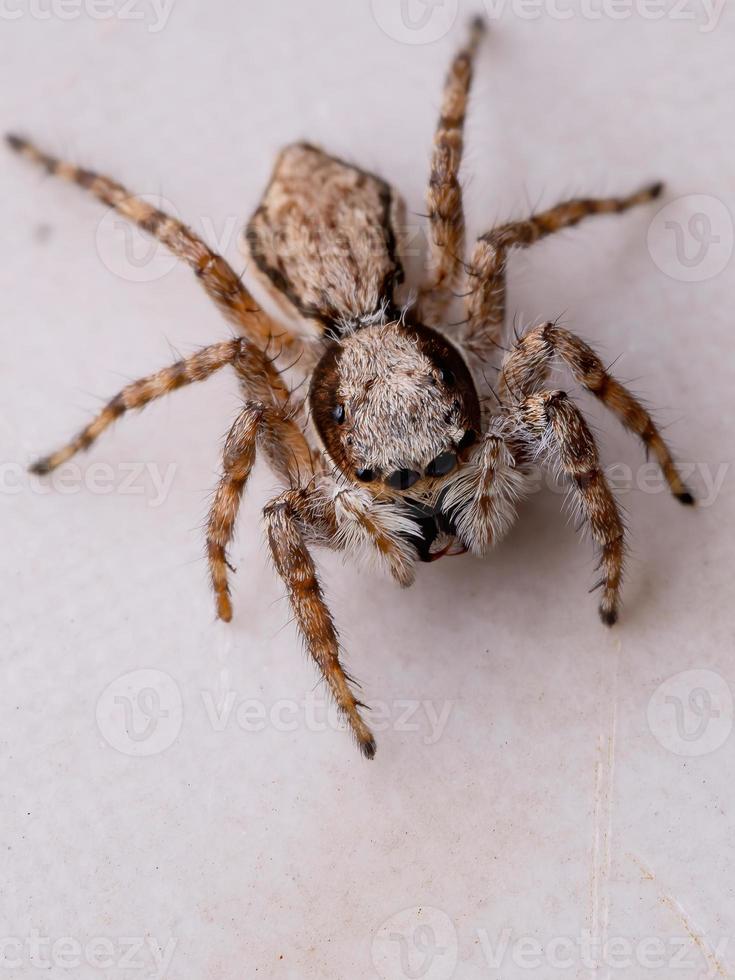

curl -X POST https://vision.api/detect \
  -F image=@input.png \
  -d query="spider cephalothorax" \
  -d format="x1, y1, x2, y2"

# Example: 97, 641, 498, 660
7, 17, 694, 758
310, 319, 481, 495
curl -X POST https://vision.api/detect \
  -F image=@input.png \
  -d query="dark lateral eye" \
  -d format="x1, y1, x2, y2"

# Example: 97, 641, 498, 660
438, 365, 455, 386
332, 404, 345, 424
426, 452, 457, 478
458, 428, 477, 451
355, 467, 374, 482
386, 469, 420, 491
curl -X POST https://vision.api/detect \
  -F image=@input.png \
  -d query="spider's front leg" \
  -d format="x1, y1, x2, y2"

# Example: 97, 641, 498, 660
513, 390, 626, 625
263, 487, 383, 758
499, 323, 694, 504
5, 134, 304, 358
206, 401, 315, 622
28, 338, 266, 474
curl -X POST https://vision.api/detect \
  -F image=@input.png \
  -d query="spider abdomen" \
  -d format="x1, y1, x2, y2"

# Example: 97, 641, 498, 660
244, 142, 406, 336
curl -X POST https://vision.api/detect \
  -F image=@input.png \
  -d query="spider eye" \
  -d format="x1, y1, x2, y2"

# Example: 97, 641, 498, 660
438, 365, 455, 386
458, 428, 477, 451
426, 452, 457, 477
332, 404, 345, 424
386, 469, 420, 491
355, 467, 375, 483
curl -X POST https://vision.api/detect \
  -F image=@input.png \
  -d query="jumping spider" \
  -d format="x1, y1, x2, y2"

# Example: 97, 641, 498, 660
8, 18, 693, 758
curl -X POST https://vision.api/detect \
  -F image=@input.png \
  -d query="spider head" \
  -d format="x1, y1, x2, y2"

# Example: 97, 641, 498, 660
310, 320, 481, 495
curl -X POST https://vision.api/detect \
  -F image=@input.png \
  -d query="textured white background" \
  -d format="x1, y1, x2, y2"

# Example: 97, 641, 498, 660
2, 1, 734, 978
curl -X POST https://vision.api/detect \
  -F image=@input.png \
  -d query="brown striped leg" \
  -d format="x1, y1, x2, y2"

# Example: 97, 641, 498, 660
264, 487, 376, 758
29, 340, 247, 474
514, 390, 626, 625
499, 322, 694, 504
5, 134, 297, 352
419, 16, 486, 325
206, 402, 315, 622
463, 182, 663, 356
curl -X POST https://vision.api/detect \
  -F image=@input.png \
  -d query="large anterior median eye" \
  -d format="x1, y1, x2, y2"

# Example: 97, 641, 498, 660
426, 452, 457, 477
386, 469, 420, 491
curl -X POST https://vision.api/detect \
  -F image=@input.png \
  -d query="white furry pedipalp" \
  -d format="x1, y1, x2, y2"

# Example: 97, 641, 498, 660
330, 484, 420, 587
440, 426, 528, 555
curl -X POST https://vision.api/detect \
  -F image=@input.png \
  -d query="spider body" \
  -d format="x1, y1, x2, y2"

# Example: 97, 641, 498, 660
7, 18, 693, 758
